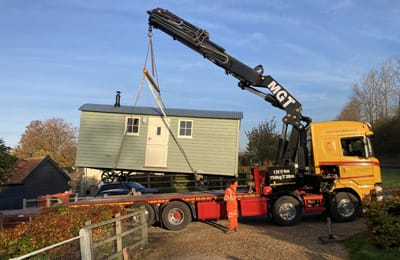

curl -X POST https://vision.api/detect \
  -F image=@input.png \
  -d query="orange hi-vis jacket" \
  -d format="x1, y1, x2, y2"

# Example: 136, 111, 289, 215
224, 181, 238, 213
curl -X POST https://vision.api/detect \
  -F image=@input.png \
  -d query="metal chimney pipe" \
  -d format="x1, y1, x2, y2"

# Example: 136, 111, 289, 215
114, 91, 121, 107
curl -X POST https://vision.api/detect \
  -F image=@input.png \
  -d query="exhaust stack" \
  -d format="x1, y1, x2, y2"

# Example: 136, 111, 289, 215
114, 91, 121, 107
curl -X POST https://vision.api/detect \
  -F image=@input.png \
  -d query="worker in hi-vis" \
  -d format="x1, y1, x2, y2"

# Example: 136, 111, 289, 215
224, 180, 238, 233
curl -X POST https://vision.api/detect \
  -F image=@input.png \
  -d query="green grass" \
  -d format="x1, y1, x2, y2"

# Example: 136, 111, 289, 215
381, 166, 400, 189
345, 231, 400, 260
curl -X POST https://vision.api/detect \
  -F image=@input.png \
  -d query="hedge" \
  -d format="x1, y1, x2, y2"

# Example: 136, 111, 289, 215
0, 204, 127, 259
364, 189, 400, 249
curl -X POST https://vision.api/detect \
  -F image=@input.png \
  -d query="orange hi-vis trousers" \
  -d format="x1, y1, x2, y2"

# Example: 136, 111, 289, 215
227, 208, 238, 230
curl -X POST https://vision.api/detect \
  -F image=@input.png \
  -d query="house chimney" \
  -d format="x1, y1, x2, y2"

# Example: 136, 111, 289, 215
114, 91, 121, 107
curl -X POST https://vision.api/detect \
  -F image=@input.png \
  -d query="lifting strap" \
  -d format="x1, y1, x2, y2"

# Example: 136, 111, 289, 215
113, 28, 196, 174
112, 29, 157, 171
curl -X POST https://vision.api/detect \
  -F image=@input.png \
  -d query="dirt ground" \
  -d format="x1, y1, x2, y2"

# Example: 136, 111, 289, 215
133, 215, 367, 260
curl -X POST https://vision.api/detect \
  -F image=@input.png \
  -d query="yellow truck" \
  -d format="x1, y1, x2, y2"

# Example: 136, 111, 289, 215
145, 8, 382, 225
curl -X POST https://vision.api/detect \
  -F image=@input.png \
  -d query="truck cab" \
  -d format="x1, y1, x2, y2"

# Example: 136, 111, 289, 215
307, 121, 382, 221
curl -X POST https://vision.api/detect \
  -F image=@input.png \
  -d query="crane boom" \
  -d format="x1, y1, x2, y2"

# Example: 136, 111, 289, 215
148, 8, 311, 129
148, 7, 311, 172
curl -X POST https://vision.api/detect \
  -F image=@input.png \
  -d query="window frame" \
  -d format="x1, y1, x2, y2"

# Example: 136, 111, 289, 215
340, 136, 366, 157
178, 119, 193, 138
125, 116, 140, 136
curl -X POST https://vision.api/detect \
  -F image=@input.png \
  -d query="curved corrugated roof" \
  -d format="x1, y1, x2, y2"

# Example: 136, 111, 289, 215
79, 104, 243, 120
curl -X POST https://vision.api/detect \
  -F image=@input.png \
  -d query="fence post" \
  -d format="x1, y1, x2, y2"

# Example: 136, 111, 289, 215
115, 213, 122, 253
140, 208, 148, 247
0, 212, 3, 231
22, 198, 27, 209
79, 221, 93, 260
46, 196, 51, 208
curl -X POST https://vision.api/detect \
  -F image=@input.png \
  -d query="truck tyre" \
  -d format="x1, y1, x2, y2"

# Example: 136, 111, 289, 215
130, 202, 155, 226
272, 196, 301, 226
330, 192, 360, 222
161, 201, 192, 231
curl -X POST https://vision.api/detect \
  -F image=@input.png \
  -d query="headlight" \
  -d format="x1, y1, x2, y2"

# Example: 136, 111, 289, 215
374, 184, 383, 201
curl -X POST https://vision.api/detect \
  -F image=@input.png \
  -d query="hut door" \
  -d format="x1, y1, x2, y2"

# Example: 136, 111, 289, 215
144, 117, 169, 168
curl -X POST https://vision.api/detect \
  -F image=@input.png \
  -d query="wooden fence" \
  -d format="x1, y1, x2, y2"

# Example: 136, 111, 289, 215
21, 193, 80, 209
80, 207, 148, 259
9, 207, 147, 260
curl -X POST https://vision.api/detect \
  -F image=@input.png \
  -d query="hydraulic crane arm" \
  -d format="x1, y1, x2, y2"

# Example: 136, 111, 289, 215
148, 8, 313, 172
147, 8, 311, 129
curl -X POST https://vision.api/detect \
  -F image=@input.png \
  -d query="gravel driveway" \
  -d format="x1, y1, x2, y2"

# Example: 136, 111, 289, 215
135, 215, 367, 260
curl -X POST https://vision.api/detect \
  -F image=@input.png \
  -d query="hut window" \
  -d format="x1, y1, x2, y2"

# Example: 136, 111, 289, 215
126, 117, 140, 135
178, 120, 193, 138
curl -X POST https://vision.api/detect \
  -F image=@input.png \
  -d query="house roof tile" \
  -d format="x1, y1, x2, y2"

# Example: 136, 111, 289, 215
6, 157, 45, 184
5, 156, 70, 185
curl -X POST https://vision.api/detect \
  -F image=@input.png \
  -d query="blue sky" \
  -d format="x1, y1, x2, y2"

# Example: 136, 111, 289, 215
1, 0, 399, 150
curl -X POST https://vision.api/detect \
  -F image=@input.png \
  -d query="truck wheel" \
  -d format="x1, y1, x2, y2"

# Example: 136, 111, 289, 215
272, 196, 301, 226
130, 202, 155, 226
330, 192, 360, 222
161, 201, 192, 231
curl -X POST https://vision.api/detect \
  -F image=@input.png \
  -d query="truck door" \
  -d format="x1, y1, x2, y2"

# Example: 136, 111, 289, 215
338, 136, 375, 188
144, 117, 169, 168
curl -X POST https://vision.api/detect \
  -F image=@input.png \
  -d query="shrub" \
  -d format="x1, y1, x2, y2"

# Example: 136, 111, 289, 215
364, 189, 400, 249
0, 204, 127, 259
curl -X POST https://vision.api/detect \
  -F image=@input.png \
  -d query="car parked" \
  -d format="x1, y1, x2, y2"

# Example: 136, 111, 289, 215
96, 182, 160, 196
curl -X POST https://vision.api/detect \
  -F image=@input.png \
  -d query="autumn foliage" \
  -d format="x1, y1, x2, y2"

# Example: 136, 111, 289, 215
13, 118, 77, 168
0, 205, 127, 259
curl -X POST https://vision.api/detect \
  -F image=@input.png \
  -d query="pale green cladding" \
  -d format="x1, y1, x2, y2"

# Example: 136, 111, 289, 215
76, 104, 243, 177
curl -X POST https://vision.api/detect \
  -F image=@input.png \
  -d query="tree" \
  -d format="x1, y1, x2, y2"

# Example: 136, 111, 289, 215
336, 57, 400, 161
371, 113, 400, 163
245, 118, 279, 166
14, 118, 77, 168
0, 138, 18, 188
336, 96, 362, 121
339, 57, 400, 125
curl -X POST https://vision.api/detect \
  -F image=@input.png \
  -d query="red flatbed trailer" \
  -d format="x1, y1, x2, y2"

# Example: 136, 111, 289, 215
69, 168, 325, 231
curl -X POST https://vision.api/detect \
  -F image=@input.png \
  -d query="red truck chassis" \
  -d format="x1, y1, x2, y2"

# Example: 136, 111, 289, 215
70, 168, 325, 231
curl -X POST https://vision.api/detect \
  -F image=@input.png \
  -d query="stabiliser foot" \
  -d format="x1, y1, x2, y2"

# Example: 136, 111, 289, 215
319, 216, 345, 244
319, 182, 345, 244
319, 234, 345, 244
